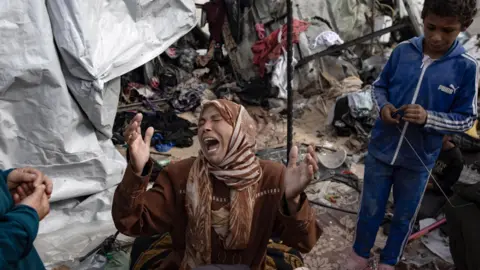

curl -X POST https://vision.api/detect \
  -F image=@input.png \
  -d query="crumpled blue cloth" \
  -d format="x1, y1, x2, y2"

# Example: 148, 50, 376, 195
152, 133, 175, 152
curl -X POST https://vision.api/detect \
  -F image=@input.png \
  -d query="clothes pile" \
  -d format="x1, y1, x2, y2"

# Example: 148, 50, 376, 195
327, 87, 377, 151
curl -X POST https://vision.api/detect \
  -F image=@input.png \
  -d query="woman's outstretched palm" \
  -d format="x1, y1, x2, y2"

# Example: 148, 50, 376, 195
124, 113, 154, 174
284, 145, 319, 200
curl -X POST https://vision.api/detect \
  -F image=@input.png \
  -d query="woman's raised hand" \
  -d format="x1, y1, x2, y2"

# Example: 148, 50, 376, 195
124, 113, 154, 174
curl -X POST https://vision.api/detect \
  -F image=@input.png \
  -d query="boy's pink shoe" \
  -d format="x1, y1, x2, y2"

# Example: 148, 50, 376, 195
377, 264, 395, 270
341, 250, 370, 270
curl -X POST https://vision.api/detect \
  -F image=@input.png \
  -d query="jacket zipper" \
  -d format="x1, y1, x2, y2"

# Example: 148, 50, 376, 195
390, 57, 434, 165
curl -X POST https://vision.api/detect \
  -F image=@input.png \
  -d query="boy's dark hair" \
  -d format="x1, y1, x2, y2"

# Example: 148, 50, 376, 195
422, 0, 477, 26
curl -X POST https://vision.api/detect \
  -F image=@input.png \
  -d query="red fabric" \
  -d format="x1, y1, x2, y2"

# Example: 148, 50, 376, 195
251, 19, 309, 77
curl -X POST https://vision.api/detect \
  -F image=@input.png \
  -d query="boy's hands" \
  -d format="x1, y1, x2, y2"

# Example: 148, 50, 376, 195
398, 104, 427, 125
381, 104, 427, 125
381, 104, 401, 124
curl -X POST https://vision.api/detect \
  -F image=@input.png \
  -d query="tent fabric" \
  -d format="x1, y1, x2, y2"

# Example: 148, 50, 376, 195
0, 0, 196, 267
47, 0, 197, 138
0, 0, 196, 202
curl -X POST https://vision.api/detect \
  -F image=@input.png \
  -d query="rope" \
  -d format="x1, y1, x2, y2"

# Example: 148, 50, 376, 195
396, 126, 475, 209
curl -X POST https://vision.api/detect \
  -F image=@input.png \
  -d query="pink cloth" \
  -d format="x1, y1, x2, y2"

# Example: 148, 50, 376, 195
255, 23, 266, 39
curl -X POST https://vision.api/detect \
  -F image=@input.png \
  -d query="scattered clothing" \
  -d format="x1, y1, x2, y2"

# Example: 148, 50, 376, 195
347, 89, 374, 119
0, 169, 45, 269
236, 78, 277, 106
452, 132, 480, 153
215, 82, 242, 101
430, 144, 464, 197
458, 161, 480, 185
152, 134, 175, 153
419, 141, 464, 220
311, 31, 343, 49
160, 63, 191, 90
252, 19, 309, 77
122, 83, 156, 103
171, 79, 208, 113
417, 192, 446, 221
255, 23, 266, 40
271, 51, 298, 100
177, 48, 198, 72
112, 110, 196, 148
331, 92, 376, 139
445, 187, 480, 270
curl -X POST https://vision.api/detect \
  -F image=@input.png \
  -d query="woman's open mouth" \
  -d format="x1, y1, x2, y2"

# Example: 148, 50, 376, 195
203, 137, 220, 153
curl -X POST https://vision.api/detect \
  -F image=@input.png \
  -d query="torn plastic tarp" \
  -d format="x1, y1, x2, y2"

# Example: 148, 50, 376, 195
47, 0, 197, 138
1, 0, 196, 267
0, 0, 126, 203
0, 0, 195, 201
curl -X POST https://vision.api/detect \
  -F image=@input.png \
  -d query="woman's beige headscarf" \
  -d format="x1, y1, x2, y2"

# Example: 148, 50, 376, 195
181, 100, 262, 269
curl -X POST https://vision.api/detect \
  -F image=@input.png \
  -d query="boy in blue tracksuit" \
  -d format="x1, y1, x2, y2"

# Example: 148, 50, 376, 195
344, 1, 479, 269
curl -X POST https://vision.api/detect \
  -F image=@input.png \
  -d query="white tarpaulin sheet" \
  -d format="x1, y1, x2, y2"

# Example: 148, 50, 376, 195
47, 0, 197, 138
0, 0, 196, 267
0, 0, 123, 203
0, 0, 196, 201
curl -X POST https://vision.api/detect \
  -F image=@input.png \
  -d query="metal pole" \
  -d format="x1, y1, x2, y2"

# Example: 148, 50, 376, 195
286, 0, 293, 162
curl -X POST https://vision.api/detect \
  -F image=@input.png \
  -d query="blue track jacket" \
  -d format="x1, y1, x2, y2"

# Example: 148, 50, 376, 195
369, 36, 478, 171
0, 169, 45, 269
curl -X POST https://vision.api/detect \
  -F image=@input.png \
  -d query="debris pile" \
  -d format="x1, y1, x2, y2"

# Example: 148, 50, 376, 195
112, 0, 420, 154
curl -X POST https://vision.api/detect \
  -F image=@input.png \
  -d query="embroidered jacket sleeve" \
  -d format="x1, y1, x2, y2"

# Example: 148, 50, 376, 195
273, 167, 322, 253
112, 160, 176, 236
424, 57, 478, 134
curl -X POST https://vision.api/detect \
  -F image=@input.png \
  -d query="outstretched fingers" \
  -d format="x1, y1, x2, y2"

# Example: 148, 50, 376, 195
307, 146, 319, 169
124, 113, 142, 139
307, 164, 314, 179
144, 127, 154, 147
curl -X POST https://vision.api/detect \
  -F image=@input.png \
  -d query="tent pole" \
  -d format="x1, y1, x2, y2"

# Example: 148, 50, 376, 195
286, 0, 294, 162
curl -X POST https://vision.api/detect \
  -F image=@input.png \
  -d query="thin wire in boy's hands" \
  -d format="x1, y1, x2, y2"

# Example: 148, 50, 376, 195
398, 104, 428, 125
381, 104, 401, 124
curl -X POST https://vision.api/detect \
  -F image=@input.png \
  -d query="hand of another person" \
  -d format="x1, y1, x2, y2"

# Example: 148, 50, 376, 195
8, 168, 53, 204
284, 145, 319, 201
123, 113, 154, 174
380, 104, 401, 125
20, 185, 50, 221
398, 104, 427, 125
